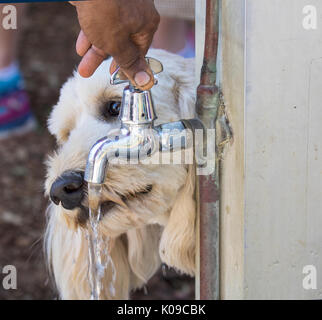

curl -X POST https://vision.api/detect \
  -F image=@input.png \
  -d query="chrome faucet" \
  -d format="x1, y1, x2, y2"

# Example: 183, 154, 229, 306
84, 58, 205, 185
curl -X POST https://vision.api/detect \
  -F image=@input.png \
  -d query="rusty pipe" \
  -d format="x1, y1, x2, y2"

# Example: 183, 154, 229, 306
196, 0, 221, 300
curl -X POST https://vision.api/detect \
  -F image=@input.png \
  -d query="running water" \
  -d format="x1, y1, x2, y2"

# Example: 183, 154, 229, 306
87, 183, 116, 300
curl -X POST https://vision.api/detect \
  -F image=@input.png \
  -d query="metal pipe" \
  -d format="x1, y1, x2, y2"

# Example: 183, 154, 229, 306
84, 60, 205, 186
84, 119, 203, 185
196, 0, 221, 300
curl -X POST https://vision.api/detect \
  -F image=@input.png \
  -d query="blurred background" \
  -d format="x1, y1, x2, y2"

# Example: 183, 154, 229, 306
0, 2, 194, 300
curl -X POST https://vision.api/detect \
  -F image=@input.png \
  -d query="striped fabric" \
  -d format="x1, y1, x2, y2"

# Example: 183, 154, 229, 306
154, 0, 195, 20
0, 89, 35, 139
0, 73, 22, 97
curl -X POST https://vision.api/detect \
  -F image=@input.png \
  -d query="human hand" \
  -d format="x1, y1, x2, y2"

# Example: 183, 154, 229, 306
71, 0, 160, 90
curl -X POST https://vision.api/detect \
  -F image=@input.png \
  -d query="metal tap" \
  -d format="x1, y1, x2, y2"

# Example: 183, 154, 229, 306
84, 58, 205, 185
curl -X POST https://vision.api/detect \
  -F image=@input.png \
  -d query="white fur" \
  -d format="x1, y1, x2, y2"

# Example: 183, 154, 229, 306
45, 49, 196, 300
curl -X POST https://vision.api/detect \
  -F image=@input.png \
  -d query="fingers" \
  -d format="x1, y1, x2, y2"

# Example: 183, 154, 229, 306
78, 46, 107, 78
76, 31, 91, 57
134, 68, 154, 90
111, 40, 154, 90
109, 59, 118, 75
111, 58, 154, 91
77, 36, 154, 89
75, 27, 155, 89
109, 59, 127, 80
71, 0, 160, 89
120, 56, 154, 91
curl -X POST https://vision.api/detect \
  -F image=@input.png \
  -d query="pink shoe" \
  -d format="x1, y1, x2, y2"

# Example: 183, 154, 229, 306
0, 89, 36, 140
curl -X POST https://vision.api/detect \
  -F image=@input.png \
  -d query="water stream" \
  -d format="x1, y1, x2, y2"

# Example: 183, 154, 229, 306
87, 183, 116, 300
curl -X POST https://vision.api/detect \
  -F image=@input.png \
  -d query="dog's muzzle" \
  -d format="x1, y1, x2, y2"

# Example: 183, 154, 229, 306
50, 171, 84, 210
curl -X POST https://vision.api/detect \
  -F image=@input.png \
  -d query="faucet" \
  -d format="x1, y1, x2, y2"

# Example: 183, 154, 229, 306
84, 58, 205, 185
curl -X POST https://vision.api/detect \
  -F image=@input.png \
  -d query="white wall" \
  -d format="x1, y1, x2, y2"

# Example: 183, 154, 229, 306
195, 0, 206, 85
196, 0, 322, 299
244, 0, 322, 299
219, 0, 245, 300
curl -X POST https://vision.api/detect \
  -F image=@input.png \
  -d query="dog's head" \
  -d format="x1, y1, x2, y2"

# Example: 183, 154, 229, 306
45, 50, 196, 292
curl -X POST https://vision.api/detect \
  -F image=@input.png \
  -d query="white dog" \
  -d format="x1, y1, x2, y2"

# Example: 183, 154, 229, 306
44, 49, 196, 300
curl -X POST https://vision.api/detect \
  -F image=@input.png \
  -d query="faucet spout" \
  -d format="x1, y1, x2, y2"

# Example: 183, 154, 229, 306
84, 57, 205, 185
84, 124, 158, 184
84, 135, 122, 185
84, 119, 205, 185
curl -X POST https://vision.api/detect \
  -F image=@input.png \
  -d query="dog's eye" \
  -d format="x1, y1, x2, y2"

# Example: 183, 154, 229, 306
103, 101, 121, 118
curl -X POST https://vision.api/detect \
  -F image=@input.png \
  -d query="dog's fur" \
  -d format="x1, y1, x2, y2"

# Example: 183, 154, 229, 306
44, 49, 196, 299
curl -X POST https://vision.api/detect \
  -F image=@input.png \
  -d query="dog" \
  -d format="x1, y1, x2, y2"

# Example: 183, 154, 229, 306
44, 49, 197, 299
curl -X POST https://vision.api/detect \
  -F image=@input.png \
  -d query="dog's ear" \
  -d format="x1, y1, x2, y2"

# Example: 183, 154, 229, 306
170, 57, 196, 119
159, 165, 196, 276
157, 53, 196, 275
48, 76, 80, 144
126, 225, 162, 289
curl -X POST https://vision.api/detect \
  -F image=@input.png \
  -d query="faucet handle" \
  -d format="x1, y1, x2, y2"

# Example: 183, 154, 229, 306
110, 57, 163, 87
145, 57, 163, 76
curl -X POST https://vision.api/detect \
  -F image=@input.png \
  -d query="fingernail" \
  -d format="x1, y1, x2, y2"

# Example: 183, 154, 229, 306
134, 71, 151, 87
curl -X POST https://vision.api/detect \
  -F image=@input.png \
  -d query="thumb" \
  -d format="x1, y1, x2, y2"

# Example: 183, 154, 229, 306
110, 44, 154, 91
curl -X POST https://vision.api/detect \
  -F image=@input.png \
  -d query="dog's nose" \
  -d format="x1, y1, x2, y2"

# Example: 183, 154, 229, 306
50, 171, 84, 210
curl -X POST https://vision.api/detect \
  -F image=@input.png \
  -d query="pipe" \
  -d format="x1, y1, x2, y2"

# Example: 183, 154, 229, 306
84, 119, 203, 185
84, 66, 205, 185
196, 0, 221, 300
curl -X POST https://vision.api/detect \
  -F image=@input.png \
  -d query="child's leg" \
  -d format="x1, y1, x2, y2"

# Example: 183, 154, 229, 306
0, 4, 35, 139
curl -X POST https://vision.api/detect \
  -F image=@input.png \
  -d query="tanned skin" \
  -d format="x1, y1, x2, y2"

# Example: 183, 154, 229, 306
71, 0, 160, 90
